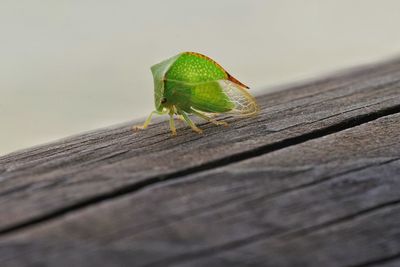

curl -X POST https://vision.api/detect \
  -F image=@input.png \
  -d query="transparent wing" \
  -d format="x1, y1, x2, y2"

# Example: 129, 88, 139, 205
218, 80, 259, 116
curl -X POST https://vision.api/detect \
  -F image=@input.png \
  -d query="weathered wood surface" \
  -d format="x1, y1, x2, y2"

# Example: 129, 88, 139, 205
1, 58, 400, 266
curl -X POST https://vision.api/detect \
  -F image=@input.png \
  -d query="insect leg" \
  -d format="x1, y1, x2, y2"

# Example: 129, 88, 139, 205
169, 113, 177, 136
132, 110, 166, 131
180, 111, 203, 134
190, 108, 228, 127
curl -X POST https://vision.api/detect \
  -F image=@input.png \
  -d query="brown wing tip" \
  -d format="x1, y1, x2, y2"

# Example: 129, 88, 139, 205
227, 73, 250, 89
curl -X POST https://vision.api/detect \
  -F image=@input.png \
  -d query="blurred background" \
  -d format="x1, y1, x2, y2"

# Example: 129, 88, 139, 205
1, 0, 400, 155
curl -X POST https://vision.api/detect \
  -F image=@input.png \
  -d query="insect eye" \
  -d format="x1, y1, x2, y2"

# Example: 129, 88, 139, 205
161, 97, 167, 104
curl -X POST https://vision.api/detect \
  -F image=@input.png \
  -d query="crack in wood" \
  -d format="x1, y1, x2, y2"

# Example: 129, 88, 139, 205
117, 158, 398, 239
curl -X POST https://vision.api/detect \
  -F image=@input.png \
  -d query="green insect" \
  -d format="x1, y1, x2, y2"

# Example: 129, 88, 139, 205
133, 52, 259, 135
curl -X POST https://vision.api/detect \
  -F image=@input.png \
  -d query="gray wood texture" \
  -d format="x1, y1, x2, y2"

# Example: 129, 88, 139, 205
1, 58, 400, 266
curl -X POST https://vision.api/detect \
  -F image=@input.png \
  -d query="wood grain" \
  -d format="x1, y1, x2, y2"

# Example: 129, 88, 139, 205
1, 58, 400, 266
2, 111, 399, 267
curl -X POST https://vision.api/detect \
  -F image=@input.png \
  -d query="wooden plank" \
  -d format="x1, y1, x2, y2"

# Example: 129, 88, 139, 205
1, 110, 400, 266
0, 59, 400, 234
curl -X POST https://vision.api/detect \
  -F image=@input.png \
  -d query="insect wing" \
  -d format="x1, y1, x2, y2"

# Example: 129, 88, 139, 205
218, 80, 259, 116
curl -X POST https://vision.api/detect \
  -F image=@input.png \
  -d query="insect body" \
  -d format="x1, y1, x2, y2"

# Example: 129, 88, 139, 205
133, 52, 259, 135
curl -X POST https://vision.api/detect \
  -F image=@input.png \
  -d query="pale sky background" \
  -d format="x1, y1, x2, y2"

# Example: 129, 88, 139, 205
1, 0, 400, 155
